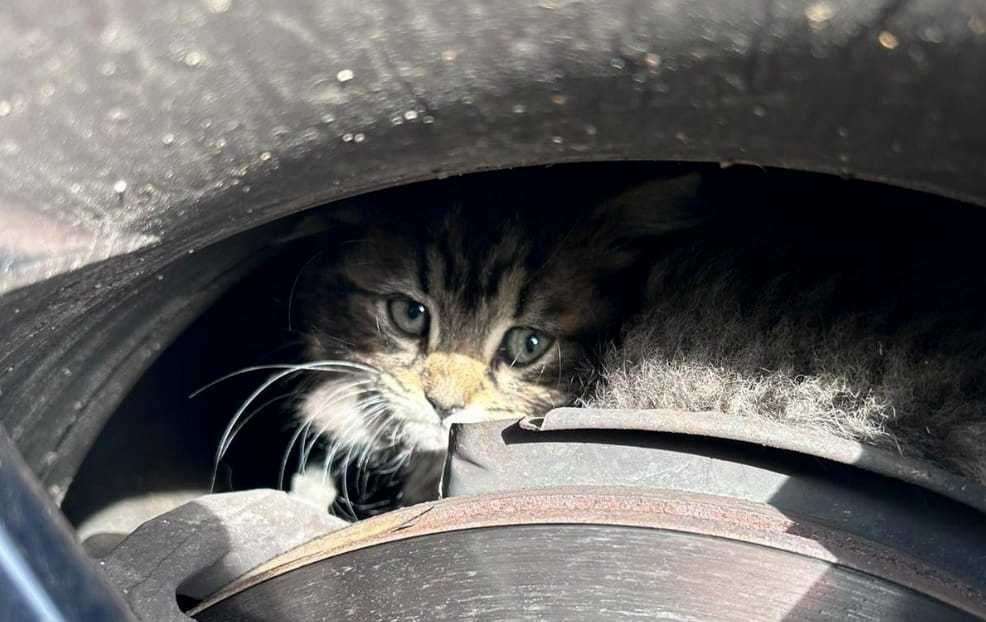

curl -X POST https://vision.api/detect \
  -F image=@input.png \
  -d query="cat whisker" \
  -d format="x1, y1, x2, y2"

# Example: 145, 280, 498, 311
287, 251, 324, 332
191, 360, 379, 399
379, 422, 404, 457
221, 391, 301, 464
306, 395, 387, 481
212, 367, 310, 490
355, 407, 396, 500
312, 398, 393, 520
358, 415, 391, 470
336, 457, 359, 520
336, 406, 392, 519
317, 334, 357, 349
344, 413, 387, 505
216, 371, 374, 483
332, 434, 366, 521
277, 378, 376, 489
557, 341, 563, 389
314, 401, 389, 482
299, 396, 384, 471
381, 393, 424, 421
382, 445, 414, 476
348, 498, 394, 512
298, 382, 379, 467
279, 418, 314, 491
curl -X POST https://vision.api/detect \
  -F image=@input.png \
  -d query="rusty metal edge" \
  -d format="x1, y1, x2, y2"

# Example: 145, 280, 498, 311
189, 486, 986, 619
526, 408, 986, 515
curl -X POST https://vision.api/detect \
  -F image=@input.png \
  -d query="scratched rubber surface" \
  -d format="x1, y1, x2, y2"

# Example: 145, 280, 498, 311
3, 0, 986, 499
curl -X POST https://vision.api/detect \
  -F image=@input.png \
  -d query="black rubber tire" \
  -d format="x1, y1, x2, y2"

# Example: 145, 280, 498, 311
2, 0, 986, 499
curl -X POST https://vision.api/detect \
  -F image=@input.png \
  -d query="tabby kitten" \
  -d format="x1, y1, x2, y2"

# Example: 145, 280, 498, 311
290, 169, 986, 513
291, 174, 700, 506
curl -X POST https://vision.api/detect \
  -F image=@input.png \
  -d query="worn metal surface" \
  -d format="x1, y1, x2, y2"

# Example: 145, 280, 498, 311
193, 488, 986, 620
443, 415, 986, 598
3, 0, 986, 500
531, 408, 986, 513
197, 525, 978, 622
0, 426, 134, 622
99, 489, 347, 622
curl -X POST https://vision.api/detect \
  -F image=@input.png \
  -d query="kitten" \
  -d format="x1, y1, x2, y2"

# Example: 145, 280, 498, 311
291, 174, 701, 509
290, 170, 986, 514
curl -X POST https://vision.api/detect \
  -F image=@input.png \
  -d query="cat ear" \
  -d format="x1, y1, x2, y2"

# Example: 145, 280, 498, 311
595, 173, 706, 236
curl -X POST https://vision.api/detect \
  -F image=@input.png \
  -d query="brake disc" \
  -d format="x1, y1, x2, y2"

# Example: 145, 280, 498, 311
104, 410, 986, 621
191, 488, 985, 621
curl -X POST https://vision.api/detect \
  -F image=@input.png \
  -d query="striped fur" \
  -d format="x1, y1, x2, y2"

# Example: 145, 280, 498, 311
292, 174, 700, 499
291, 169, 986, 505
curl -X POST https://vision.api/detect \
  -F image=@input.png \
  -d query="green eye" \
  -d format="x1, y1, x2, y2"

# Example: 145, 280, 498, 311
501, 327, 553, 367
387, 297, 429, 337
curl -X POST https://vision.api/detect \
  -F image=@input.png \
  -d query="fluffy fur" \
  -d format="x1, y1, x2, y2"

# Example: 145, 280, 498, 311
584, 189, 986, 483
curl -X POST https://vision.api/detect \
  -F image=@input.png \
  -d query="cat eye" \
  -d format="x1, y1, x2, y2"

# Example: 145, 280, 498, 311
501, 327, 553, 367
387, 296, 429, 337
387, 297, 430, 337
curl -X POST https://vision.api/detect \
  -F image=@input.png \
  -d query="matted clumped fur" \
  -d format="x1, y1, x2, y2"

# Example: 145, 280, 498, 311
583, 185, 986, 483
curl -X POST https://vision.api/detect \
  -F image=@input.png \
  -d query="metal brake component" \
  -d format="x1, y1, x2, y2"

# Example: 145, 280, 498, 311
522, 408, 986, 512
99, 489, 347, 622
440, 409, 986, 617
193, 487, 986, 621
179, 409, 986, 620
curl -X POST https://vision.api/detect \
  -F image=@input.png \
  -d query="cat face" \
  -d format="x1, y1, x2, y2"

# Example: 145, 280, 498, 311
294, 174, 700, 457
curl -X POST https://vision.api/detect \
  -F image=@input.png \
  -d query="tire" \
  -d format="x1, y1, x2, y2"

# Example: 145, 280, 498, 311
1, 0, 986, 500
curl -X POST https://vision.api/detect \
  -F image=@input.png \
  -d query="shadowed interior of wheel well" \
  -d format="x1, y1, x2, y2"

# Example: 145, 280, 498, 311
60, 161, 986, 541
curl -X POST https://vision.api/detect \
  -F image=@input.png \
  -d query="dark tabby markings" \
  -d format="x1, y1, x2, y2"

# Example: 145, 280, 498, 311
415, 240, 431, 295
294, 173, 703, 480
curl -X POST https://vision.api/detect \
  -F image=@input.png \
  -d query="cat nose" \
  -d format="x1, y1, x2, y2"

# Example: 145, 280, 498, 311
426, 395, 462, 420
421, 353, 485, 414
